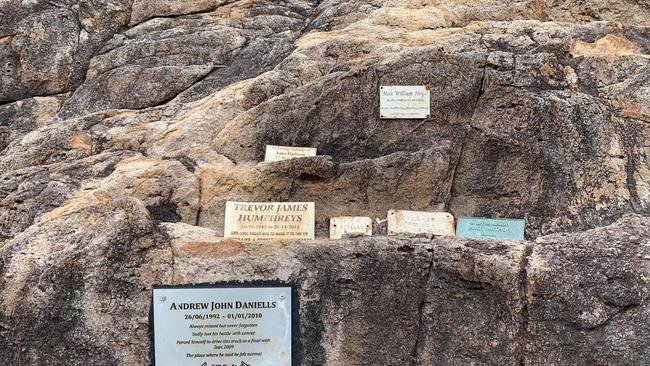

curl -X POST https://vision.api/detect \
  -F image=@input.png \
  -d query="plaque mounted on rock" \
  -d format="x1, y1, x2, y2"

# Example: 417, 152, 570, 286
224, 202, 315, 240
329, 216, 373, 240
387, 210, 455, 236
380, 85, 430, 119
456, 217, 525, 240
151, 284, 296, 366
264, 145, 317, 162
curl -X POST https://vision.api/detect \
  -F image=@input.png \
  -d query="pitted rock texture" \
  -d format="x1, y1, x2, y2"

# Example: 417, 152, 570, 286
0, 0, 649, 365
0, 197, 648, 365
526, 216, 650, 365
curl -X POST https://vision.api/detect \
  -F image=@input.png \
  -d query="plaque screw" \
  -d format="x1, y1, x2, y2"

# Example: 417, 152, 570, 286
160, 296, 166, 302
279, 295, 286, 300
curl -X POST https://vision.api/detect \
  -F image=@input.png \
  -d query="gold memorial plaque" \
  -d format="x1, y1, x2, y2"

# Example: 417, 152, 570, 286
264, 145, 317, 162
329, 216, 373, 240
224, 202, 315, 240
387, 210, 455, 236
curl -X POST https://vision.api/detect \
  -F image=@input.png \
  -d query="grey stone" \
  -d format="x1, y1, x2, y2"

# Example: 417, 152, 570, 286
0, 1, 648, 365
526, 215, 650, 365
0, 94, 68, 151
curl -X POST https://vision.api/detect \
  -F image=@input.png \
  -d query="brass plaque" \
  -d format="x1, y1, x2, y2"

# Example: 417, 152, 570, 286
387, 210, 455, 236
380, 85, 430, 119
329, 216, 373, 240
224, 202, 315, 241
264, 145, 317, 162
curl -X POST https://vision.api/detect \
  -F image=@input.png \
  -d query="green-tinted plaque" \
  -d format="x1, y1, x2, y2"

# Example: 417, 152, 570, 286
456, 217, 525, 240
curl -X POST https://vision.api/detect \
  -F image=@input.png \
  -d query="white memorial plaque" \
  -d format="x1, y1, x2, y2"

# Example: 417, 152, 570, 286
387, 210, 455, 236
224, 202, 315, 241
153, 286, 292, 366
380, 85, 430, 119
329, 216, 373, 240
264, 145, 317, 162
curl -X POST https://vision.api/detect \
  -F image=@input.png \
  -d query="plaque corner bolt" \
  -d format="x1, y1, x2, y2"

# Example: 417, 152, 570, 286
160, 296, 167, 302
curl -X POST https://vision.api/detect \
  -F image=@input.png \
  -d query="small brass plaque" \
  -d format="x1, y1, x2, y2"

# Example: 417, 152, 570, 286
264, 145, 317, 162
329, 216, 373, 240
387, 210, 455, 236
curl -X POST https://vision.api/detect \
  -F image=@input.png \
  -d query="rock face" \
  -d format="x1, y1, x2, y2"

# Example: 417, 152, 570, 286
526, 217, 650, 365
0, 0, 648, 365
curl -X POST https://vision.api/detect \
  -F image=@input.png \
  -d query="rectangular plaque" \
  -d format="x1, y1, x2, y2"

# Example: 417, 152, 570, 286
224, 202, 315, 241
456, 217, 525, 240
387, 210, 455, 236
329, 216, 373, 240
152, 286, 292, 366
380, 85, 430, 119
264, 145, 317, 162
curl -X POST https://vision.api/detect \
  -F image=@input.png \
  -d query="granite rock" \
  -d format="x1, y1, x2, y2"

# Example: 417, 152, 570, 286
0, 0, 648, 365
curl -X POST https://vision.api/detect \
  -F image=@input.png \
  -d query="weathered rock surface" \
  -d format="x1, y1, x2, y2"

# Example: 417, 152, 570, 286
526, 215, 650, 365
0, 188, 647, 365
0, 0, 649, 365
